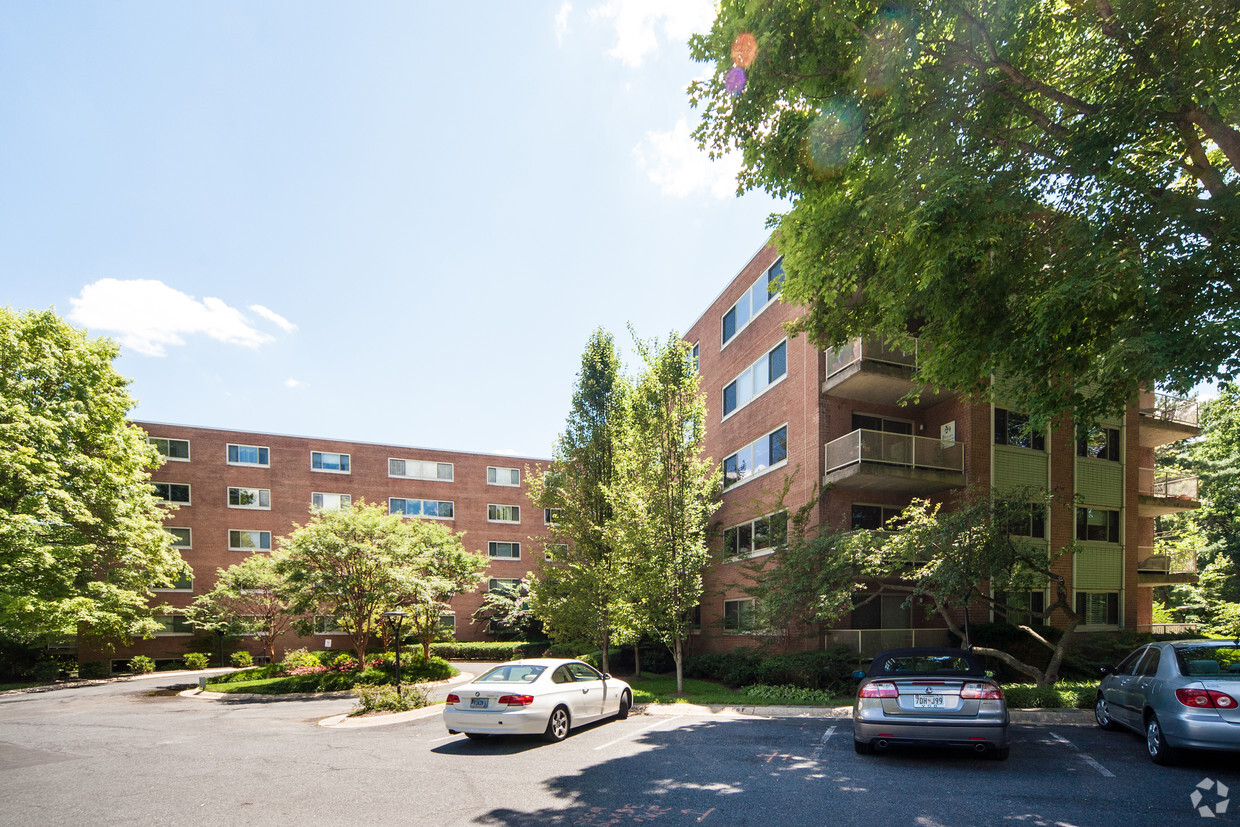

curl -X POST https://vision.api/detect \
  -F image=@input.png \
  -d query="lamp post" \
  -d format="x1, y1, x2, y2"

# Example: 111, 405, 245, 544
381, 611, 409, 697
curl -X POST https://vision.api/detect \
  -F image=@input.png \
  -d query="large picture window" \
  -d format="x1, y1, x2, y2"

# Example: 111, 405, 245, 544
1077, 425, 1120, 461
1076, 507, 1120, 543
488, 504, 520, 523
723, 426, 788, 489
995, 408, 1045, 451
227, 444, 270, 466
311, 451, 351, 473
722, 340, 787, 418
148, 437, 190, 461
488, 541, 520, 559
723, 511, 788, 558
721, 258, 784, 347
389, 458, 454, 481
228, 487, 271, 509
389, 499, 454, 519
153, 482, 191, 504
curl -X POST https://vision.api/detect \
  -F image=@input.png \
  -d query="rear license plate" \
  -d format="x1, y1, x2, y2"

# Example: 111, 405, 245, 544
914, 694, 944, 709
470, 698, 488, 709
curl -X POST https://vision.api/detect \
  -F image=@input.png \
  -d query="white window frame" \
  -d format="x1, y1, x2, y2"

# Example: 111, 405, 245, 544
388, 498, 455, 520
721, 338, 788, 421
722, 424, 789, 491
228, 486, 271, 510
228, 529, 272, 552
152, 570, 194, 593
439, 612, 456, 632
310, 451, 351, 474
148, 437, 190, 462
388, 457, 454, 482
311, 492, 352, 511
488, 541, 521, 560
722, 510, 788, 561
544, 508, 562, 525
487, 466, 521, 486
153, 614, 194, 636
165, 527, 192, 549
153, 482, 191, 505
488, 504, 521, 524
721, 257, 784, 349
313, 615, 344, 635
723, 598, 758, 632
488, 578, 522, 591
227, 443, 270, 467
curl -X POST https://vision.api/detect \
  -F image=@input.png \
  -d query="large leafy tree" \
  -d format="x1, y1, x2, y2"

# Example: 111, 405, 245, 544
184, 552, 295, 663
0, 308, 186, 646
691, 1, 1240, 425
528, 329, 637, 674
611, 332, 720, 693
276, 501, 483, 665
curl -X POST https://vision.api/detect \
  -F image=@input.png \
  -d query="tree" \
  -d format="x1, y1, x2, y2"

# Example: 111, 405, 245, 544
404, 528, 487, 662
528, 329, 636, 674
0, 308, 186, 647
472, 578, 543, 641
690, 2, 1240, 427
184, 552, 295, 663
750, 488, 1080, 686
611, 331, 720, 693
275, 501, 484, 665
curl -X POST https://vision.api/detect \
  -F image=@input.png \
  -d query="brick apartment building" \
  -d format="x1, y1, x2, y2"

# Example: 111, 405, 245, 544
683, 243, 1202, 656
81, 423, 550, 671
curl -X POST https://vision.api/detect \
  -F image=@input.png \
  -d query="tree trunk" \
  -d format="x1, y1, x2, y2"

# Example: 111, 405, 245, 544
600, 629, 610, 676
674, 635, 684, 694
634, 643, 642, 678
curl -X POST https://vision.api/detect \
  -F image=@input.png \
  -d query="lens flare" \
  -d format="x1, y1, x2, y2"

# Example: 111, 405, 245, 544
731, 32, 757, 68
805, 101, 863, 175
725, 67, 747, 96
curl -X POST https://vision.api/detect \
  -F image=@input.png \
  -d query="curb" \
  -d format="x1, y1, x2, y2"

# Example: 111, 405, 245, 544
640, 703, 1094, 723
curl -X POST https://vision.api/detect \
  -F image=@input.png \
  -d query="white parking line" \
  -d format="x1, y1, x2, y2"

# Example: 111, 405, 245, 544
594, 715, 685, 751
1048, 731, 1114, 777
810, 725, 837, 760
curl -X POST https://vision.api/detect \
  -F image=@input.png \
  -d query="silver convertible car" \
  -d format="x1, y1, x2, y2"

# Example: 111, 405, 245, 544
853, 647, 1010, 760
444, 659, 632, 742
1095, 640, 1240, 764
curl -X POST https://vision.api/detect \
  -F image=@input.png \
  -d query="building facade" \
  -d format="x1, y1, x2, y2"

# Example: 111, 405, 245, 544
82, 422, 550, 672
684, 243, 1201, 656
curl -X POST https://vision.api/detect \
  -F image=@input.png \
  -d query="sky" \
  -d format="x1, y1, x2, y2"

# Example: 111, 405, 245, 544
1, 2, 784, 459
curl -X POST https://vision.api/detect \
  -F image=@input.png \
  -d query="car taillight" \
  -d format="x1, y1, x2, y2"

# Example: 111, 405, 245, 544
1176, 688, 1238, 709
446, 694, 460, 705
858, 681, 898, 699
960, 683, 1003, 700
497, 694, 534, 706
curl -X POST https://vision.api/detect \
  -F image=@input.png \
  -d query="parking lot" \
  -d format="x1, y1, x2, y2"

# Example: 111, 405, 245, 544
1, 676, 1237, 825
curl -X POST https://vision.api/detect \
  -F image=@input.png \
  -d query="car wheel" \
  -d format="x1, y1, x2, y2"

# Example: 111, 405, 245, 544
617, 691, 631, 720
854, 739, 875, 755
463, 732, 490, 741
989, 746, 1010, 761
1094, 695, 1122, 731
1146, 714, 1179, 765
544, 706, 570, 742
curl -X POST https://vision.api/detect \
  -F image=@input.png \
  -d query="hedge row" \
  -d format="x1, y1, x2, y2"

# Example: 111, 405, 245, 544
685, 647, 865, 693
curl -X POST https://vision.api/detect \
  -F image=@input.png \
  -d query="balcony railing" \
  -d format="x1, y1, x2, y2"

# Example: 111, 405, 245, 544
825, 429, 964, 475
825, 337, 918, 380
1139, 470, 1200, 501
1139, 391, 1199, 428
1134, 623, 1198, 635
828, 627, 952, 657
1137, 547, 1198, 575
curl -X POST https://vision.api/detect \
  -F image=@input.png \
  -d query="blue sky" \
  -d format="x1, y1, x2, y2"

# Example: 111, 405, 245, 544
1, 2, 782, 459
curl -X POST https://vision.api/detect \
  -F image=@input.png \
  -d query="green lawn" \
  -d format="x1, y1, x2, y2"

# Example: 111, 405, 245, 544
626, 675, 851, 707
0, 681, 40, 692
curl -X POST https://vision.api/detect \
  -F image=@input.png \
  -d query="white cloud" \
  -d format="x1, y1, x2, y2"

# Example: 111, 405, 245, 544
284, 378, 303, 389
68, 278, 281, 357
250, 304, 298, 333
554, 2, 572, 43
634, 117, 741, 199
590, 0, 715, 67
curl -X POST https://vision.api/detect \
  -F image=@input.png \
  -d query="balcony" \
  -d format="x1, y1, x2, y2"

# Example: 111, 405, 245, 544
1137, 470, 1201, 517
1136, 546, 1199, 587
822, 338, 953, 408
824, 429, 965, 493
1138, 391, 1200, 447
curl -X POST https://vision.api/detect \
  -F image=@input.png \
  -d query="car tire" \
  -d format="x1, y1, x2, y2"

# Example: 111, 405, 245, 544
1146, 714, 1179, 765
1094, 695, 1122, 731
463, 732, 490, 741
989, 746, 1010, 761
617, 691, 631, 720
854, 739, 875, 755
544, 706, 570, 742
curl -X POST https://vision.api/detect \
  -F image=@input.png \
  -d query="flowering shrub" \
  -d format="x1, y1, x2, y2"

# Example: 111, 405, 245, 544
283, 664, 328, 677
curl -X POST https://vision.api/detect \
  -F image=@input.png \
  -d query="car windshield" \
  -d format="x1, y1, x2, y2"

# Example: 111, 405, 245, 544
1175, 646, 1240, 679
475, 664, 547, 683
874, 654, 978, 676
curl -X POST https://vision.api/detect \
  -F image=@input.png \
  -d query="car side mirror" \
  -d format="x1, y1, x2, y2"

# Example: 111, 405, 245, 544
1099, 664, 1115, 676
852, 670, 866, 679
603, 673, 612, 680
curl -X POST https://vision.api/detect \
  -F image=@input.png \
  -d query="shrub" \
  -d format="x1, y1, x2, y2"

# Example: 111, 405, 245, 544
78, 661, 108, 679
182, 652, 211, 670
211, 663, 281, 683
31, 660, 61, 682
685, 648, 862, 693
280, 648, 322, 669
740, 684, 843, 705
353, 682, 430, 714
230, 651, 254, 668
1002, 681, 1098, 709
128, 655, 155, 675
431, 641, 530, 661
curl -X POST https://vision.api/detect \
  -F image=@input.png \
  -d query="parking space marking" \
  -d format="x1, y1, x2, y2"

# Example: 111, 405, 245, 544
594, 715, 685, 751
810, 725, 837, 761
1048, 730, 1115, 778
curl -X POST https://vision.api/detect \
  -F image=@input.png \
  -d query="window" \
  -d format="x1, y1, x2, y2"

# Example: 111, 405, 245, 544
229, 530, 272, 551
723, 511, 788, 558
311, 451, 351, 473
153, 615, 194, 636
439, 613, 456, 632
228, 487, 270, 509
1076, 592, 1120, 625
851, 593, 911, 629
311, 492, 352, 511
723, 425, 788, 489
389, 458, 453, 481
545, 543, 567, 561
1007, 504, 1047, 538
852, 413, 913, 435
313, 616, 344, 634
1077, 425, 1120, 461
488, 504, 520, 523
1077, 507, 1120, 543
995, 408, 1045, 451
723, 598, 758, 631
994, 591, 1045, 624
851, 504, 907, 531
487, 466, 520, 486
488, 541, 521, 559
165, 527, 192, 548
488, 578, 521, 591
148, 437, 190, 461
689, 342, 700, 373
227, 444, 270, 466
389, 498, 454, 519
153, 483, 190, 504
721, 257, 784, 347
722, 340, 788, 418
544, 508, 562, 525
153, 571, 194, 592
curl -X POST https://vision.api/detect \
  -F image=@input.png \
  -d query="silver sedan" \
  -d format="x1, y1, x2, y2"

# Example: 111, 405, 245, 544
1095, 640, 1240, 764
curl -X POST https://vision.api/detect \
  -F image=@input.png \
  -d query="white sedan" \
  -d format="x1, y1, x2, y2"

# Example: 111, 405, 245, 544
443, 659, 633, 742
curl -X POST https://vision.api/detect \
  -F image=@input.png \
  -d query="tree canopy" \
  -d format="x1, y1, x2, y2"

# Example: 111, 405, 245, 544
691, 1, 1240, 425
0, 308, 185, 646
184, 552, 294, 663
